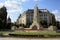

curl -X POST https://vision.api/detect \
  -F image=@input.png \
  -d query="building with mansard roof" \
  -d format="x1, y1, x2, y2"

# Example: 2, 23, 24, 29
16, 5, 56, 27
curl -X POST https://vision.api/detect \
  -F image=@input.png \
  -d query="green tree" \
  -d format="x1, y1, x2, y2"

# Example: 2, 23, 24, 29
40, 19, 48, 28
56, 21, 60, 29
19, 24, 27, 28
0, 6, 7, 30
40, 19, 47, 25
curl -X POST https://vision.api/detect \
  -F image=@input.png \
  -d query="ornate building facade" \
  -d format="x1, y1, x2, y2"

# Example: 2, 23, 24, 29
16, 5, 56, 26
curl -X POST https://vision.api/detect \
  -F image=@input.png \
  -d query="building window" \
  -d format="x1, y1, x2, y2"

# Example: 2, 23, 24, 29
44, 14, 47, 16
40, 14, 43, 17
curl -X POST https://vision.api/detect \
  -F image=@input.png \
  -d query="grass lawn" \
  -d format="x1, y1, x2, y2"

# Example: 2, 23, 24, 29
0, 31, 10, 34
9, 31, 60, 35
0, 31, 60, 37
0, 31, 60, 35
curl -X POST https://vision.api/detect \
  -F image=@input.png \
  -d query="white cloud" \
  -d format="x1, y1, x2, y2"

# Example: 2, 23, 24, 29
0, 3, 4, 8
55, 16, 60, 21
52, 10, 60, 21
56, 16, 60, 19
52, 10, 59, 14
0, 0, 22, 13
5, 0, 22, 13
5, 1, 22, 12
5, 1, 19, 7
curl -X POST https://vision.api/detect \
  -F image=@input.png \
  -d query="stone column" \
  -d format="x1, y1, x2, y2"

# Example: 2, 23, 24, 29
33, 4, 38, 23
30, 5, 42, 30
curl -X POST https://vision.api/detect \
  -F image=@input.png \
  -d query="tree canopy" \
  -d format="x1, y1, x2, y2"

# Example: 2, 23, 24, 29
0, 6, 7, 30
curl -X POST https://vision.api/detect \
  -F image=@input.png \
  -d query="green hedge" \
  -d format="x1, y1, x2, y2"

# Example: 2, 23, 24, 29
9, 31, 60, 38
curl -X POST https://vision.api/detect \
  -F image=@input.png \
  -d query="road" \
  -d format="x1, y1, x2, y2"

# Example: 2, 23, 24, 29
0, 37, 60, 40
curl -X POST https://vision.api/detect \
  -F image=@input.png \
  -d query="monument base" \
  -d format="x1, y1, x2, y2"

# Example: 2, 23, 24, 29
30, 22, 43, 30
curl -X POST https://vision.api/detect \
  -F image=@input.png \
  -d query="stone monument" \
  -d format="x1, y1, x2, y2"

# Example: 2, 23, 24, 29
30, 5, 42, 30
48, 26, 57, 31
11, 26, 16, 31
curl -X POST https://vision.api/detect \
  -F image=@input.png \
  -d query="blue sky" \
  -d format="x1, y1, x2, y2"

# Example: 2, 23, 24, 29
0, 0, 60, 22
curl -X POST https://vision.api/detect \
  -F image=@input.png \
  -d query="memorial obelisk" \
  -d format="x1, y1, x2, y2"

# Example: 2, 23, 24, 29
30, 5, 42, 30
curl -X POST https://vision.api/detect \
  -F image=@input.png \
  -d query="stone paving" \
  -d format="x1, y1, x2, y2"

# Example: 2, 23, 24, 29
0, 37, 60, 40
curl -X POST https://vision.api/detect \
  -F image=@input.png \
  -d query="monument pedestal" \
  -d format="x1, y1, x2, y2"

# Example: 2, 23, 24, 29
30, 22, 42, 30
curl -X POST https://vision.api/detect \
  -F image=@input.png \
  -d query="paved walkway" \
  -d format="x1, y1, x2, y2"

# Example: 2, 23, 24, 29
0, 37, 60, 40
